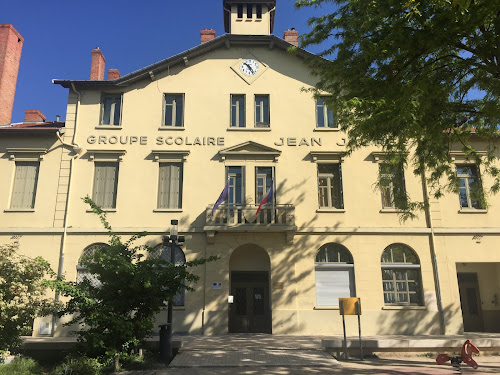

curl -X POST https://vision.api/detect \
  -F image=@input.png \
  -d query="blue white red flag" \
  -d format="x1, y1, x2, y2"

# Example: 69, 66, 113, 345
256, 180, 274, 215
212, 178, 230, 215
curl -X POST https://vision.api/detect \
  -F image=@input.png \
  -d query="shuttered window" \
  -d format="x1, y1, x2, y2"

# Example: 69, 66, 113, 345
158, 163, 183, 209
315, 243, 355, 306
10, 161, 39, 209
92, 162, 119, 208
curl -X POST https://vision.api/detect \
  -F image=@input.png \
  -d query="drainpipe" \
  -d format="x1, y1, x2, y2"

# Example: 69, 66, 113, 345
421, 166, 446, 335
52, 84, 82, 334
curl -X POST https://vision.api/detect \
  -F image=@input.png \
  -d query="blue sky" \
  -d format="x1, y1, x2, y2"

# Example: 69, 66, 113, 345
2, 0, 331, 123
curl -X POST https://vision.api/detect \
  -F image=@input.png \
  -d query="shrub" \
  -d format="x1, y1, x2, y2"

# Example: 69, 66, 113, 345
51, 356, 102, 375
0, 242, 59, 354
0, 356, 42, 375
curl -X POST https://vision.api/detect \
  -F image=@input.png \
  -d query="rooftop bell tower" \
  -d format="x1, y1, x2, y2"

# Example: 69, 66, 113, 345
223, 1, 276, 35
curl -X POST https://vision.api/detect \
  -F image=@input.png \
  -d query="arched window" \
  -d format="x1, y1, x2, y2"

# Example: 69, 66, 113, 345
76, 243, 109, 288
381, 243, 422, 305
315, 243, 355, 306
150, 244, 186, 306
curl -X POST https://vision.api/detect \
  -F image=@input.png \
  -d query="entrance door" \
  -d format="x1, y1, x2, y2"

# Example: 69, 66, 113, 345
229, 271, 271, 333
458, 272, 484, 332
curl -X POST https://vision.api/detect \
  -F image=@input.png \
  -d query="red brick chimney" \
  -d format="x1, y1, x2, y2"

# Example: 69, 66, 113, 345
108, 69, 121, 80
283, 28, 299, 47
24, 109, 46, 123
201, 29, 216, 44
90, 47, 106, 80
0, 24, 24, 125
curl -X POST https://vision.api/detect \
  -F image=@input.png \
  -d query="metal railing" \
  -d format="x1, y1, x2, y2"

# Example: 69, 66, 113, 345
206, 204, 295, 226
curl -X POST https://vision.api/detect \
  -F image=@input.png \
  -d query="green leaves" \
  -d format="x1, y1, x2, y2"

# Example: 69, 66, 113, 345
49, 197, 217, 362
297, 0, 500, 216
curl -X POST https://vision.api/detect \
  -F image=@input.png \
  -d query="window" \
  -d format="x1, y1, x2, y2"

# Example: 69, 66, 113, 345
100, 94, 122, 126
318, 164, 343, 209
255, 167, 274, 204
255, 95, 270, 127
456, 164, 483, 209
247, 4, 252, 18
316, 98, 336, 128
227, 166, 244, 205
256, 4, 262, 18
163, 94, 184, 127
379, 163, 406, 209
230, 94, 245, 127
150, 244, 186, 306
76, 243, 110, 288
10, 161, 39, 209
381, 244, 422, 305
315, 243, 355, 306
237, 4, 243, 18
92, 162, 119, 209
158, 162, 183, 209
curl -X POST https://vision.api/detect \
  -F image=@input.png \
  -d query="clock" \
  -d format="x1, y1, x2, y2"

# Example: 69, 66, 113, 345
240, 59, 259, 76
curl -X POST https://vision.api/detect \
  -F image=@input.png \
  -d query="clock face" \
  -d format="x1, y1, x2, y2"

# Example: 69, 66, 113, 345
240, 59, 259, 76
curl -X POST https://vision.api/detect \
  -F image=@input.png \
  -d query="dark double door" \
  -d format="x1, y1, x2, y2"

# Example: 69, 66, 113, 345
229, 271, 271, 333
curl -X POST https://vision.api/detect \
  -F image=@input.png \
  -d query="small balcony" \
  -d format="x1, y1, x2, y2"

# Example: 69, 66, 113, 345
204, 204, 296, 244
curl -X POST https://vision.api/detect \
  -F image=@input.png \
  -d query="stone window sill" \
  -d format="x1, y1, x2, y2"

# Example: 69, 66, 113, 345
153, 209, 183, 213
158, 127, 185, 131
380, 208, 402, 213
382, 305, 426, 310
4, 209, 35, 213
95, 125, 122, 130
316, 208, 345, 213
86, 209, 117, 213
226, 127, 271, 132
314, 306, 339, 310
458, 208, 487, 214
314, 128, 340, 132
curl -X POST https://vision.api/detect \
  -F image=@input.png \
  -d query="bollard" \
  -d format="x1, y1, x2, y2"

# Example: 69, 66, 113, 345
159, 323, 172, 361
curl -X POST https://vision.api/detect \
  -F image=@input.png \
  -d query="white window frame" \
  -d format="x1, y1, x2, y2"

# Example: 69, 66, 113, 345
100, 93, 122, 126
254, 94, 270, 127
150, 244, 186, 307
315, 243, 356, 307
381, 244, 423, 306
317, 163, 343, 209
163, 94, 185, 127
315, 97, 337, 128
379, 163, 406, 209
230, 94, 246, 128
456, 164, 483, 209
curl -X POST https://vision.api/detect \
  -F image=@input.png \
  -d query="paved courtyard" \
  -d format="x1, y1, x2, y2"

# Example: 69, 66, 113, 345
118, 334, 500, 374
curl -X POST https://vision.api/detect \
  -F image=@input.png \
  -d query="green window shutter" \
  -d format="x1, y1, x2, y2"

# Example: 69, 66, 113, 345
158, 163, 182, 209
11, 162, 39, 209
93, 162, 118, 208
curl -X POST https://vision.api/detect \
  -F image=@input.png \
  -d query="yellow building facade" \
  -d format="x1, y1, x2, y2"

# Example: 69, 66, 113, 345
1, 1, 499, 337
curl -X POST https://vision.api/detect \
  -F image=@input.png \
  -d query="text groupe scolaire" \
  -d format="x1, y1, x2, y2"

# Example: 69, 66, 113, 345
86, 135, 324, 147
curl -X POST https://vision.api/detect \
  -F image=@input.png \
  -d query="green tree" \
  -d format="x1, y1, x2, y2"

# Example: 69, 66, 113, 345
0, 242, 58, 358
50, 197, 217, 365
296, 0, 500, 217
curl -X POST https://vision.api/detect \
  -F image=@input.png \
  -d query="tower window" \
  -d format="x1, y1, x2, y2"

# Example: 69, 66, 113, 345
247, 4, 252, 18
237, 5, 243, 18
256, 5, 262, 19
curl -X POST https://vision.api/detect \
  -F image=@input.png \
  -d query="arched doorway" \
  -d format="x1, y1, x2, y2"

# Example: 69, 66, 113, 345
229, 244, 271, 333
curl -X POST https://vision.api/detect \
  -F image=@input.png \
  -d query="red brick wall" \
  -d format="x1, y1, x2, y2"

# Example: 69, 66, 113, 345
0, 24, 24, 125
108, 69, 121, 80
201, 29, 216, 44
283, 29, 299, 47
90, 48, 106, 80
24, 109, 46, 122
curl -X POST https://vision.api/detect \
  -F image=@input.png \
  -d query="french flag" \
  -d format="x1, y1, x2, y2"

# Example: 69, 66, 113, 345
256, 180, 274, 215
212, 178, 230, 216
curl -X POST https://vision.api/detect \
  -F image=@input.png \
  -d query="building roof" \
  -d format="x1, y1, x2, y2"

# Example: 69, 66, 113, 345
53, 34, 318, 90
0, 121, 65, 135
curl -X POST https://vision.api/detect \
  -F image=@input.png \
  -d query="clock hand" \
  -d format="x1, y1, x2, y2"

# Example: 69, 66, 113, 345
244, 63, 254, 74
